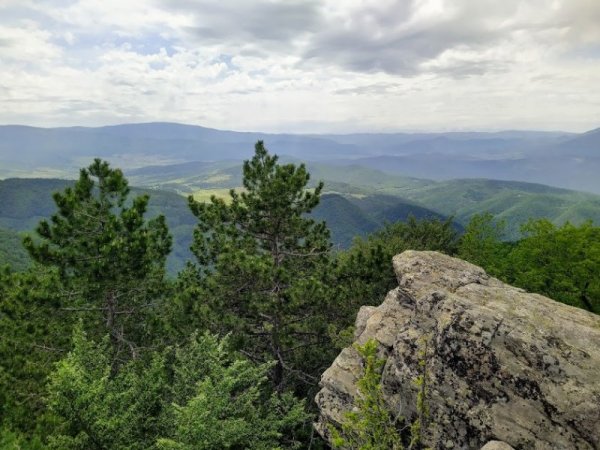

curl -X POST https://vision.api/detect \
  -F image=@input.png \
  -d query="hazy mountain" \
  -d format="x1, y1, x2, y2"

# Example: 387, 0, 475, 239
0, 123, 365, 172
551, 127, 600, 158
1, 122, 597, 192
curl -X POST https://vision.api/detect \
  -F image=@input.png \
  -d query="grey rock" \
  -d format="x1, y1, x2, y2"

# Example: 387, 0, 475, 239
316, 251, 600, 449
480, 441, 515, 450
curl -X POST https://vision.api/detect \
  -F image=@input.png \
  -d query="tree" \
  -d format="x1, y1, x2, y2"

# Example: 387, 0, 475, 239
507, 219, 600, 313
458, 212, 507, 276
47, 328, 307, 449
331, 339, 403, 450
333, 216, 459, 318
23, 159, 172, 362
184, 141, 334, 391
157, 334, 308, 450
0, 265, 67, 434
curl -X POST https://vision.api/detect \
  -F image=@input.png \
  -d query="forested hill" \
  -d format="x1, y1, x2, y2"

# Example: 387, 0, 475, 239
124, 157, 600, 240
0, 178, 197, 273
0, 178, 449, 272
2, 175, 600, 271
399, 178, 600, 238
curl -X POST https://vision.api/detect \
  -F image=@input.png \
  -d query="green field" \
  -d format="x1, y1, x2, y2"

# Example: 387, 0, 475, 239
190, 188, 240, 203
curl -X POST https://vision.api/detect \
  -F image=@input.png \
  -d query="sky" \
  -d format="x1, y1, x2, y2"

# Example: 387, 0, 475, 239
0, 0, 599, 133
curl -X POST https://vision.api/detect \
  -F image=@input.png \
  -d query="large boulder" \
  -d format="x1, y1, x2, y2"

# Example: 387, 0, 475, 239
315, 251, 600, 449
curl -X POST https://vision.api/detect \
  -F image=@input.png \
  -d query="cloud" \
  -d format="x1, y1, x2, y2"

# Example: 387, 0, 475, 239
302, 1, 556, 76
0, 23, 63, 62
166, 0, 322, 47
0, 0, 598, 132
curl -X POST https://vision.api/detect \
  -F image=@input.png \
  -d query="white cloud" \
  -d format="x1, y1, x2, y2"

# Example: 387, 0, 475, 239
0, 0, 598, 132
0, 23, 62, 62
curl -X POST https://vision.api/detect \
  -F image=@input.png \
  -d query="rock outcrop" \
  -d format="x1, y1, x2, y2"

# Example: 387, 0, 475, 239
316, 251, 600, 449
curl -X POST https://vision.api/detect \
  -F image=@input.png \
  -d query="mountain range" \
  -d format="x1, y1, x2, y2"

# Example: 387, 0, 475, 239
1, 122, 598, 193
1, 121, 599, 273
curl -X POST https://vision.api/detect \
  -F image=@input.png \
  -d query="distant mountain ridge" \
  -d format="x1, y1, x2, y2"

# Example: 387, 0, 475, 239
1, 121, 598, 193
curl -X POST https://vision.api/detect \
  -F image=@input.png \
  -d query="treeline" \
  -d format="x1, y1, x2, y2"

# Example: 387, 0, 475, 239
1, 142, 598, 449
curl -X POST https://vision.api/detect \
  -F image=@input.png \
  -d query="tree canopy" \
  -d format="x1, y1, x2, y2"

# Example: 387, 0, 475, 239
23, 159, 172, 361
184, 141, 335, 391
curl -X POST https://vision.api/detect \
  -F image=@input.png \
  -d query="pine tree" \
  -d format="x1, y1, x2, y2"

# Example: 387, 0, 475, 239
185, 141, 334, 391
47, 328, 307, 449
0, 266, 67, 433
23, 159, 172, 362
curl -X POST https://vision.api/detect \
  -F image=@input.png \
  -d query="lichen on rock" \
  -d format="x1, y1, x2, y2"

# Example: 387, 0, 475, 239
315, 251, 600, 449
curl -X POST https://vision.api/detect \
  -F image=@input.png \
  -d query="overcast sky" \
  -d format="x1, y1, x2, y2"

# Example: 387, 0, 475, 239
1, 0, 599, 133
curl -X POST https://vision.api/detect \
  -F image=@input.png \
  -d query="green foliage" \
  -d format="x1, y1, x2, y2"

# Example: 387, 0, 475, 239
23, 159, 172, 360
158, 339, 308, 450
507, 219, 600, 313
0, 228, 30, 271
47, 324, 170, 449
459, 216, 600, 314
0, 428, 44, 450
334, 216, 458, 313
331, 339, 403, 450
47, 327, 307, 449
0, 265, 68, 433
166, 332, 309, 448
182, 141, 335, 391
458, 213, 508, 276
388, 215, 459, 254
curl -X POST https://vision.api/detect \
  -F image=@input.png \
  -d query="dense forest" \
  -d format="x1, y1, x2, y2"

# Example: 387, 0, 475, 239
1, 142, 598, 449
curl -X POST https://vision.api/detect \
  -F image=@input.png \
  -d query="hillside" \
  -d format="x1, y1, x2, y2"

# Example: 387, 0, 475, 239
125, 160, 600, 239
0, 178, 196, 274
0, 178, 449, 271
311, 194, 450, 248
400, 178, 600, 238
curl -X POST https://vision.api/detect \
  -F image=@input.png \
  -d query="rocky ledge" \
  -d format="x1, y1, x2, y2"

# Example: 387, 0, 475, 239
315, 251, 600, 449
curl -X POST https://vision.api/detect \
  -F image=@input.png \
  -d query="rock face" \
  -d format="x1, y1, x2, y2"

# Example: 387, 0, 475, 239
316, 251, 600, 449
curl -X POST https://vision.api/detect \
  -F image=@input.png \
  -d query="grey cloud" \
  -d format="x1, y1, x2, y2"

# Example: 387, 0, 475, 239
159, 0, 600, 77
555, 0, 600, 44
428, 61, 508, 79
161, 0, 322, 48
302, 1, 519, 76
333, 82, 402, 96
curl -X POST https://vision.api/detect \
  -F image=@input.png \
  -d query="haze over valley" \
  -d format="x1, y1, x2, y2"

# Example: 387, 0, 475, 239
2, 122, 599, 193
